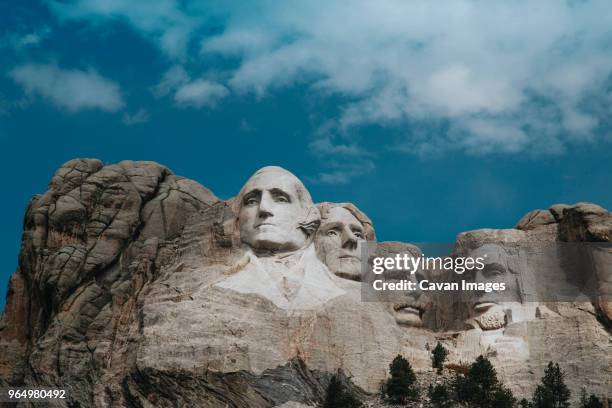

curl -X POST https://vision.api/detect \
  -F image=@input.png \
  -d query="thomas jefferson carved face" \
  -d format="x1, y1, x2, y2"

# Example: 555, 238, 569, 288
316, 207, 365, 280
237, 167, 318, 253
315, 203, 375, 281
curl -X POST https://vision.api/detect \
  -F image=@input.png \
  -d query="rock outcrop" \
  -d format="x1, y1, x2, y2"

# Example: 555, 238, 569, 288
0, 160, 610, 407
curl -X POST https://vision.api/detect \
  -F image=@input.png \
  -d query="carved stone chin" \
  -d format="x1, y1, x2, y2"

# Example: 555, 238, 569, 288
469, 303, 508, 330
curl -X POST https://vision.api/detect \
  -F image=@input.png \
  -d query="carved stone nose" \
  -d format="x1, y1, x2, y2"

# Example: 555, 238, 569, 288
342, 228, 358, 249
258, 193, 274, 217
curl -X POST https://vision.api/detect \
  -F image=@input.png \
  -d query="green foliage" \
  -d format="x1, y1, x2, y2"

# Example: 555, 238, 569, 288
452, 355, 516, 408
531, 362, 571, 408
384, 354, 419, 404
580, 389, 603, 408
431, 342, 449, 374
519, 398, 532, 408
490, 386, 517, 408
428, 383, 450, 408
323, 374, 362, 408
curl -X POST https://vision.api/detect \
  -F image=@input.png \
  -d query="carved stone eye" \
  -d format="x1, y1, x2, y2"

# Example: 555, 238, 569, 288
245, 197, 259, 206
275, 195, 289, 203
327, 229, 340, 237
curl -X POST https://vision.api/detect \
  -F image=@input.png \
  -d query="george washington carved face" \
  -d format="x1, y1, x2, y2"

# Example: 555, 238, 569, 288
236, 166, 319, 253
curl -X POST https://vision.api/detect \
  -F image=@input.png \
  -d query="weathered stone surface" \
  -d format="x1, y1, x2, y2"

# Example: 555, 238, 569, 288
549, 203, 570, 222
0, 161, 610, 407
0, 159, 221, 406
138, 259, 409, 394
446, 226, 611, 402
558, 202, 612, 241
516, 202, 612, 323
515, 209, 556, 230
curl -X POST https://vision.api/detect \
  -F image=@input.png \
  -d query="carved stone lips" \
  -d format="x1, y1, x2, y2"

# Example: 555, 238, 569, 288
394, 303, 424, 319
254, 222, 275, 229
338, 254, 359, 260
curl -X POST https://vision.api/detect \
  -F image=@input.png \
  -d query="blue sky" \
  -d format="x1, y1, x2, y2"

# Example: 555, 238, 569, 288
1, 0, 612, 308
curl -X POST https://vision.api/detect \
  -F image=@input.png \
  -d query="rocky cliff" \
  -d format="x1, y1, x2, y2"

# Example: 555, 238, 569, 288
0, 159, 610, 407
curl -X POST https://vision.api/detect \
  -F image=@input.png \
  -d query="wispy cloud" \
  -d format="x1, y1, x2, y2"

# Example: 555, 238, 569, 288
10, 63, 124, 113
307, 121, 375, 185
153, 65, 228, 108
46, 0, 612, 171
174, 79, 228, 108
307, 160, 376, 185
122, 108, 149, 125
1, 27, 51, 51
47, 0, 198, 59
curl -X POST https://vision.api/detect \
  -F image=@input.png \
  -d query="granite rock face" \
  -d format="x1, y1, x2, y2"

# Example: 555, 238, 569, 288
445, 219, 611, 402
0, 159, 227, 405
0, 160, 610, 407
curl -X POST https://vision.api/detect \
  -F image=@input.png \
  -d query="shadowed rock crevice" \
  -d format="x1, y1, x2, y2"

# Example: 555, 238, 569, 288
119, 359, 361, 408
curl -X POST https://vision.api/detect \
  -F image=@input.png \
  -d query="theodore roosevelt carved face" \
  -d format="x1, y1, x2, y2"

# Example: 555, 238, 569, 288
236, 166, 319, 253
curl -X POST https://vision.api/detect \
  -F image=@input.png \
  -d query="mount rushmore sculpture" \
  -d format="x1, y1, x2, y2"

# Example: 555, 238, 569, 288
0, 160, 609, 407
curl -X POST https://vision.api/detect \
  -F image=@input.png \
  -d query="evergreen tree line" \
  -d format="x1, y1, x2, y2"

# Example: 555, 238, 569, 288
323, 342, 607, 408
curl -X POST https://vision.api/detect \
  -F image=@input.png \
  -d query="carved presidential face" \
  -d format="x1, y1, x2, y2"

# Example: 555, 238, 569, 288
465, 244, 521, 330
315, 206, 366, 280
393, 268, 427, 328
238, 167, 314, 253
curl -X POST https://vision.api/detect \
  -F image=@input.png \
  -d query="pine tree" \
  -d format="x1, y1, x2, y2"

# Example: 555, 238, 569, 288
580, 389, 604, 408
531, 362, 571, 408
465, 355, 499, 407
428, 383, 450, 408
385, 354, 419, 404
491, 386, 517, 408
453, 355, 515, 408
519, 398, 532, 408
431, 342, 449, 374
323, 374, 362, 408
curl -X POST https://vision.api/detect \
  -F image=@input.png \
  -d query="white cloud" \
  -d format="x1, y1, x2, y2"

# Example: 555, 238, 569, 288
174, 79, 228, 108
47, 0, 198, 59
152, 65, 189, 97
200, 0, 612, 156
153, 65, 228, 108
414, 64, 522, 117
47, 0, 612, 171
10, 63, 124, 112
